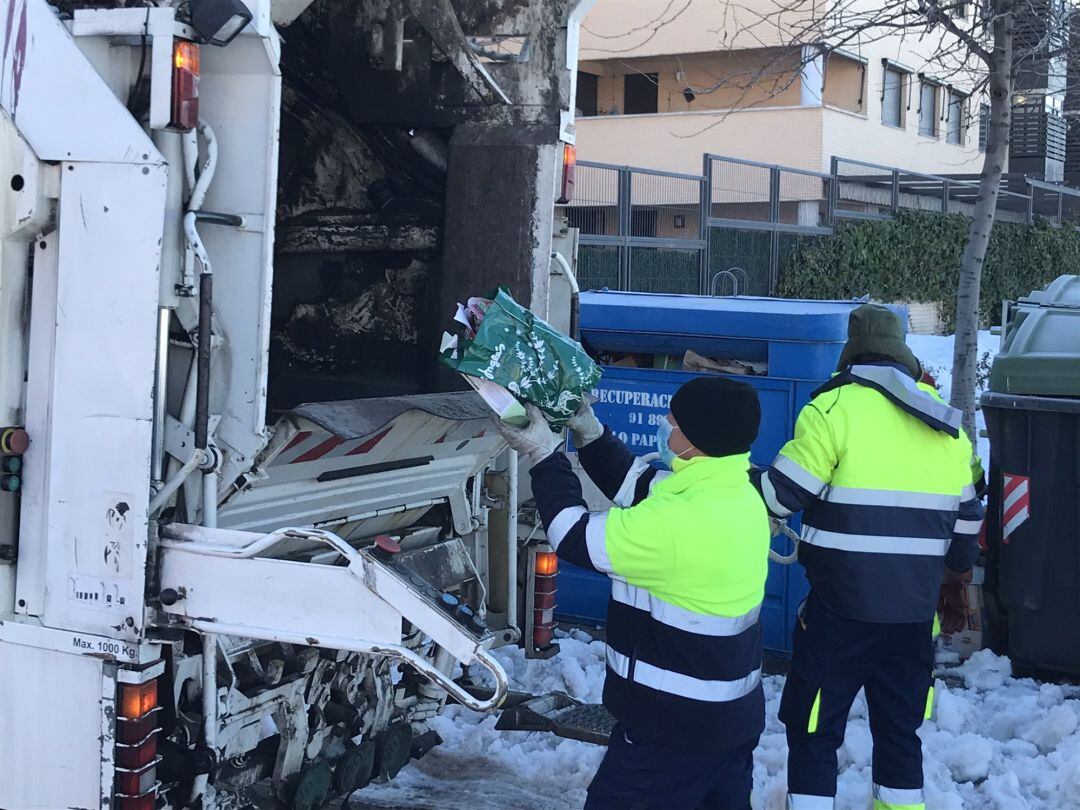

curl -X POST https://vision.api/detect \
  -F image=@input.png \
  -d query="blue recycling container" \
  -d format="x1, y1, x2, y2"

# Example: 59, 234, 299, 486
557, 291, 904, 655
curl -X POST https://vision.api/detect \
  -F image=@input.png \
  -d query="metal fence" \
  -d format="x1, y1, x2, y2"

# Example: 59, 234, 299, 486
561, 161, 707, 295
703, 154, 833, 296
560, 154, 1080, 297
831, 157, 1033, 223
1027, 177, 1080, 222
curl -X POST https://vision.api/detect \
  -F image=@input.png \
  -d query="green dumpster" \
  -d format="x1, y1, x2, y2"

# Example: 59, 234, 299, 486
982, 274, 1080, 676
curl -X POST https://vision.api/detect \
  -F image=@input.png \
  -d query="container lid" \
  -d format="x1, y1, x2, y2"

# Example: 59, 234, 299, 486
989, 305, 1080, 396
1017, 274, 1080, 309
579, 291, 892, 343
982, 390, 1080, 414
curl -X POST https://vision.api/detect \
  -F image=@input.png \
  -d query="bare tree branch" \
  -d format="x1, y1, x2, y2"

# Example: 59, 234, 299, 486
919, 0, 993, 62
578, 0, 1069, 435
579, 0, 694, 54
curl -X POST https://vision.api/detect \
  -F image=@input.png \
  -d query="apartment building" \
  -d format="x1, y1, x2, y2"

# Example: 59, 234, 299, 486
565, 1, 1077, 302
573, 0, 989, 178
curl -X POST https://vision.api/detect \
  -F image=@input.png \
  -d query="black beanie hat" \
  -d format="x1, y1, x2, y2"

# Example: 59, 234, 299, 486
670, 376, 761, 458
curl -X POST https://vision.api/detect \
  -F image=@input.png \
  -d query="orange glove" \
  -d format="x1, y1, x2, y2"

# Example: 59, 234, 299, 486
937, 569, 972, 635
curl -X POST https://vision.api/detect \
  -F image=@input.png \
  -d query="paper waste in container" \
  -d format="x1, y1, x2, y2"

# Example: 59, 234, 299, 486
440, 289, 602, 427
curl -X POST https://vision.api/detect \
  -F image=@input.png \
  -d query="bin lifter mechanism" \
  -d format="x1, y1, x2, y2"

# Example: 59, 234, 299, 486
157, 523, 509, 713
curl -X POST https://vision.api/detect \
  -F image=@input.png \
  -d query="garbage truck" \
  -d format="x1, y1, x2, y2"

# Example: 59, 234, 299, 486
0, 1, 591, 807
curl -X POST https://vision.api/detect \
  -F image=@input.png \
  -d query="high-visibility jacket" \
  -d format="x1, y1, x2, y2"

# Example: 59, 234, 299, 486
759, 362, 985, 623
530, 428, 770, 750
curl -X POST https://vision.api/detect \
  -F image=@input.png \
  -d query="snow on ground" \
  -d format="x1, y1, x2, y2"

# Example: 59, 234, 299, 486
353, 631, 605, 809
355, 631, 1080, 810
356, 330, 1054, 810
907, 330, 999, 465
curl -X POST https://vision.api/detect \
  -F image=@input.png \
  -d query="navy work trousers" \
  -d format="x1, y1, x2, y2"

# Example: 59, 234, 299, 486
584, 723, 756, 810
779, 591, 934, 805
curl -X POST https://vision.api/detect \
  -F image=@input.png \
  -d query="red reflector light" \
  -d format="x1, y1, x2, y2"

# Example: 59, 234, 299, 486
118, 711, 159, 744
116, 795, 156, 810
119, 681, 158, 720
171, 40, 200, 131
115, 676, 160, 810
533, 625, 555, 648
557, 143, 576, 205
116, 733, 158, 769
529, 548, 559, 653
535, 551, 558, 576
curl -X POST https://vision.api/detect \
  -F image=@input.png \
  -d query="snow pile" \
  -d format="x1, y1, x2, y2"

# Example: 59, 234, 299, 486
906, 331, 998, 464
355, 633, 1080, 810
355, 631, 607, 810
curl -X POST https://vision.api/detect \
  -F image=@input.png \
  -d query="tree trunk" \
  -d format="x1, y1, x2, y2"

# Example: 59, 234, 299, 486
950, 1, 1014, 446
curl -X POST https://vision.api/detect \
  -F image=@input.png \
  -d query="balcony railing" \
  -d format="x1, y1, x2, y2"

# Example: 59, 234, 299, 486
559, 152, 1080, 296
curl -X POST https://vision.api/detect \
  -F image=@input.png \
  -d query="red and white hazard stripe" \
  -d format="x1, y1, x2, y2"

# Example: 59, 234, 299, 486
274, 426, 394, 466
1002, 473, 1031, 544
272, 419, 495, 467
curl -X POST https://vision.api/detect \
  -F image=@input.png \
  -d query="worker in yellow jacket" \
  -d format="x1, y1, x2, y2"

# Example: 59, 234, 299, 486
498, 376, 769, 810
756, 304, 984, 810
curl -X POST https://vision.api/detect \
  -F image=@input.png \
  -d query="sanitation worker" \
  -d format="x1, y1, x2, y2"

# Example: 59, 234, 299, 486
755, 304, 984, 810
497, 376, 770, 810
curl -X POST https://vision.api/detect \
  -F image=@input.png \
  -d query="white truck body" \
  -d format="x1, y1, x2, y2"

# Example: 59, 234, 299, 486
0, 1, 590, 807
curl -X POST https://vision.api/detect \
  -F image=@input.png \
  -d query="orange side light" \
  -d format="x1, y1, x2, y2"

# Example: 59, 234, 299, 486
119, 680, 158, 720
171, 40, 201, 131
557, 143, 576, 204
173, 40, 200, 73
535, 551, 559, 576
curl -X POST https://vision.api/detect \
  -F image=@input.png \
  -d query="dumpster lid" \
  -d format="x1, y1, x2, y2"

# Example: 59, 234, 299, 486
982, 390, 1080, 414
579, 291, 873, 342
1017, 274, 1080, 309
989, 305, 1080, 396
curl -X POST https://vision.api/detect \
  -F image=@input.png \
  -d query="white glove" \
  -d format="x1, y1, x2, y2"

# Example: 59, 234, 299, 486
566, 400, 604, 448
496, 403, 563, 467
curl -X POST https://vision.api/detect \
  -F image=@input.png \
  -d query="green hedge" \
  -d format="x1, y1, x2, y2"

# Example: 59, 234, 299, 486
578, 245, 700, 294
777, 212, 1079, 329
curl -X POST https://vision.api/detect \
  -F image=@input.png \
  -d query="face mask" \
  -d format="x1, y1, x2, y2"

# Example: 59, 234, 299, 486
656, 418, 689, 468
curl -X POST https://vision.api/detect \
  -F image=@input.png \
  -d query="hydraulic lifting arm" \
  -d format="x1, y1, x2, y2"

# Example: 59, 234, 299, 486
156, 523, 509, 712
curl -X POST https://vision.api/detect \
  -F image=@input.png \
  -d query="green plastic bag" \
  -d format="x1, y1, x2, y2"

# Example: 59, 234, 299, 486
440, 289, 601, 428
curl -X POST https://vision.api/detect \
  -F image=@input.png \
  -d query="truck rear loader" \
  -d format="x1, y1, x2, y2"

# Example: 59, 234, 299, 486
0, 1, 591, 807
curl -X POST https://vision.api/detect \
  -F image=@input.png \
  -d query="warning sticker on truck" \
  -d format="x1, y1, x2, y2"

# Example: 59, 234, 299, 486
75, 492, 135, 578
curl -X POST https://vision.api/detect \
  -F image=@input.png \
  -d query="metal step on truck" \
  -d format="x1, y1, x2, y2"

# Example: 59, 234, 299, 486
0, 1, 593, 808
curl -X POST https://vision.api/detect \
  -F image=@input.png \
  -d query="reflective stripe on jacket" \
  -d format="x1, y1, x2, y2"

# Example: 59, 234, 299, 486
759, 363, 985, 623
530, 428, 770, 750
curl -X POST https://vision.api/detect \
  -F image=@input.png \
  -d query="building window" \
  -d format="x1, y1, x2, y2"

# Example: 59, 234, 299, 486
576, 71, 598, 117
823, 53, 867, 113
919, 81, 938, 136
947, 91, 966, 144
881, 65, 905, 127
979, 103, 990, 151
623, 73, 658, 115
